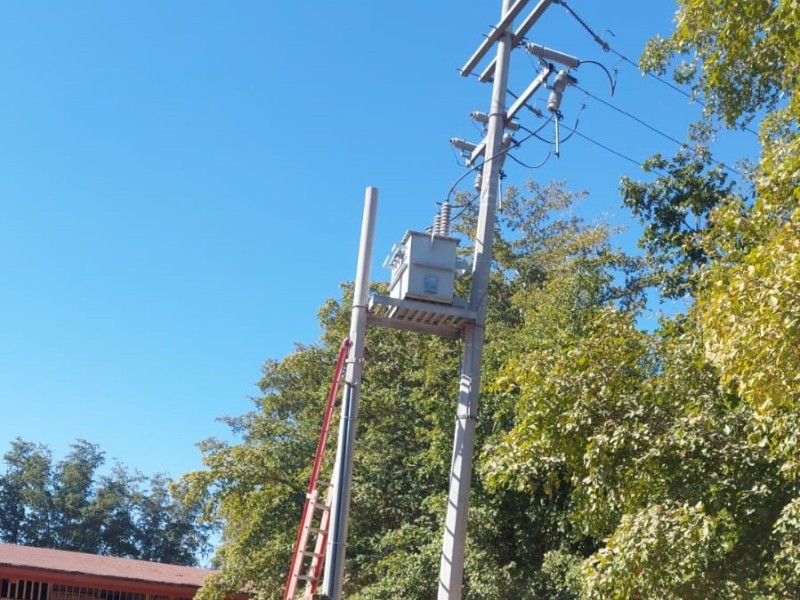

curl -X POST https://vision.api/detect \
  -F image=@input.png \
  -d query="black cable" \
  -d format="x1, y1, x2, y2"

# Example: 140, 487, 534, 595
568, 126, 658, 173
554, 0, 759, 137
449, 192, 481, 224
518, 109, 582, 147
576, 85, 741, 176
506, 88, 543, 118
578, 60, 616, 95
574, 130, 645, 168
577, 84, 685, 146
446, 165, 482, 202
450, 145, 469, 168
553, 0, 610, 52
445, 116, 554, 203
506, 150, 552, 170
611, 48, 697, 102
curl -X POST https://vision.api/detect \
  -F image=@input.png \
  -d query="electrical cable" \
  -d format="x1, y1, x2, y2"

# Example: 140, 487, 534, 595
445, 115, 554, 204
572, 129, 647, 168
608, 47, 759, 136
445, 165, 482, 203
576, 84, 685, 146
575, 84, 741, 176
577, 60, 616, 95
450, 145, 469, 168
554, 0, 759, 137
506, 150, 552, 170
448, 191, 480, 224
562, 123, 666, 175
552, 0, 609, 51
506, 88, 544, 118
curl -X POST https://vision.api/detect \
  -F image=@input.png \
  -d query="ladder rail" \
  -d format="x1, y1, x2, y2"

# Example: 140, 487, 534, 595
283, 338, 352, 600
304, 484, 334, 596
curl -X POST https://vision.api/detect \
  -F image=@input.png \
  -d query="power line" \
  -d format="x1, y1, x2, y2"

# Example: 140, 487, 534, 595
577, 85, 684, 146
575, 85, 741, 176
554, 0, 760, 137
565, 124, 662, 174
446, 115, 554, 202
552, 0, 609, 51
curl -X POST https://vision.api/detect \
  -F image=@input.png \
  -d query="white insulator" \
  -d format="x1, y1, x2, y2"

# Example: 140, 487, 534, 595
450, 137, 478, 152
474, 172, 482, 191
433, 214, 442, 237
439, 202, 451, 237
526, 43, 580, 69
547, 70, 577, 114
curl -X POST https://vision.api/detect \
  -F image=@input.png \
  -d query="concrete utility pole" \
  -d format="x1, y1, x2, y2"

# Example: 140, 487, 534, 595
322, 187, 378, 600
437, 2, 515, 598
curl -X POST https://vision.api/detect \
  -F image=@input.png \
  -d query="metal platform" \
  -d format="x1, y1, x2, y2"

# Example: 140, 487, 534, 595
367, 294, 476, 339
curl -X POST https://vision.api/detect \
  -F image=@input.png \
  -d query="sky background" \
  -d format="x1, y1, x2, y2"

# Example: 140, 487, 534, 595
0, 1, 758, 481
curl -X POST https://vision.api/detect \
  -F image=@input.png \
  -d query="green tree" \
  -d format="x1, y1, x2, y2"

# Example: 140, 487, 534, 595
480, 1, 800, 595
0, 438, 210, 566
0, 440, 54, 547
178, 181, 637, 599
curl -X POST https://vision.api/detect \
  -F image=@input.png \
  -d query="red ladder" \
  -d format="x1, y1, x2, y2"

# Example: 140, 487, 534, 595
283, 338, 351, 600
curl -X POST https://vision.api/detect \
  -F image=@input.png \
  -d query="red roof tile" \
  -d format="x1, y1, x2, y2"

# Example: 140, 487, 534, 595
0, 544, 215, 588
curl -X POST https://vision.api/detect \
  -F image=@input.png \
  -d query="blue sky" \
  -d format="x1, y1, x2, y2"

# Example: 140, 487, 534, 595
0, 1, 758, 481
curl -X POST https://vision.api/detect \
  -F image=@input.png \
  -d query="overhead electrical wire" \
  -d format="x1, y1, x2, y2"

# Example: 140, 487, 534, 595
575, 85, 741, 176
449, 0, 752, 214
506, 150, 552, 170
554, 0, 759, 137
446, 114, 554, 201
552, 0, 609, 52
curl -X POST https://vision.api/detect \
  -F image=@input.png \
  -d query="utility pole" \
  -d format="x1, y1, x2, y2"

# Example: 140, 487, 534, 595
322, 187, 378, 600
437, 2, 514, 598
438, 0, 568, 597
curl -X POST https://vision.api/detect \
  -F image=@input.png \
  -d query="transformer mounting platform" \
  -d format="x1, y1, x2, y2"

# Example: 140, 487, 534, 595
367, 294, 476, 339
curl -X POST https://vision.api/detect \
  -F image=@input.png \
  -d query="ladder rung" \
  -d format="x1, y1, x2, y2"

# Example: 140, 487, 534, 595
303, 551, 324, 558
308, 527, 327, 534
296, 574, 318, 582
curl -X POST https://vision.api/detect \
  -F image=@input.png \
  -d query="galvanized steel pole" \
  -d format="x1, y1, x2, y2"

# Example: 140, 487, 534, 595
437, 2, 514, 598
322, 187, 378, 600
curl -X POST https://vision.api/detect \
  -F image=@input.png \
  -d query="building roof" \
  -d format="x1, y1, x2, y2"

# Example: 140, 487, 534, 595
0, 543, 215, 588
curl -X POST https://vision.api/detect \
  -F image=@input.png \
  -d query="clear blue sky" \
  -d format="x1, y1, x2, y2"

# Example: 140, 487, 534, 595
0, 1, 757, 480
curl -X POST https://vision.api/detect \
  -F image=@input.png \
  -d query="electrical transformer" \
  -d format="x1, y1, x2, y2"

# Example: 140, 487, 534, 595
385, 230, 460, 305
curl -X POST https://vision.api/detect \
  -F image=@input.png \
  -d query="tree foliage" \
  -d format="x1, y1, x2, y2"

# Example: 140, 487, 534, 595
177, 181, 633, 599
181, 1, 799, 597
483, 0, 800, 595
0, 438, 210, 566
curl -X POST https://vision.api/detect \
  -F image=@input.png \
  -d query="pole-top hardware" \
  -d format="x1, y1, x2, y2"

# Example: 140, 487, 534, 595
471, 111, 520, 131
547, 70, 578, 115
450, 137, 479, 153
525, 42, 580, 69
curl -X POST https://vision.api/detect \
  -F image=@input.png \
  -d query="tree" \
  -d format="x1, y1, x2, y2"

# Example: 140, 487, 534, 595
481, 0, 800, 595
178, 3, 799, 592
0, 438, 211, 566
176, 181, 639, 599
0, 440, 54, 547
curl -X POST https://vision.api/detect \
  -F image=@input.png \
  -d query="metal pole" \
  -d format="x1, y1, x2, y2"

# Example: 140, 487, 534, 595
322, 187, 378, 600
438, 2, 514, 598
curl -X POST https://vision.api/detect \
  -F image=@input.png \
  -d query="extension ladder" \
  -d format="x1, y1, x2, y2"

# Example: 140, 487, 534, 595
283, 338, 352, 600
